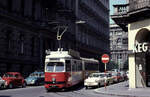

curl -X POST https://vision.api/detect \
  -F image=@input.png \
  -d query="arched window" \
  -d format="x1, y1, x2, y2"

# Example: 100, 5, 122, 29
117, 38, 121, 44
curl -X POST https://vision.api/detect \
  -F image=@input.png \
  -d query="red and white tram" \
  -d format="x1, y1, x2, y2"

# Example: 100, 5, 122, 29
44, 50, 99, 91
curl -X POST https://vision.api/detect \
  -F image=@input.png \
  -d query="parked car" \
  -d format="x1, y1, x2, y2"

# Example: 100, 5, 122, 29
126, 70, 129, 79
25, 72, 44, 86
2, 72, 26, 88
111, 72, 123, 83
0, 76, 6, 89
106, 73, 114, 85
120, 71, 128, 81
84, 73, 107, 89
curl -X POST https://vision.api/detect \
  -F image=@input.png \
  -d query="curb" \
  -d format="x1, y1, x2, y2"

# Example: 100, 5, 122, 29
94, 89, 150, 97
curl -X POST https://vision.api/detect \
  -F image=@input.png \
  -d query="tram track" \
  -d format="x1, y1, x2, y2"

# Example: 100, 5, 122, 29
53, 90, 92, 97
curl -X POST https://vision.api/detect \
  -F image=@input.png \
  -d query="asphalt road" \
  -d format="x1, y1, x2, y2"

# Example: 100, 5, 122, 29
0, 85, 120, 97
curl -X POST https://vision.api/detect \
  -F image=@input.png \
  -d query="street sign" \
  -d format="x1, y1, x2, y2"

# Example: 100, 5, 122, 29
101, 54, 109, 91
101, 54, 109, 64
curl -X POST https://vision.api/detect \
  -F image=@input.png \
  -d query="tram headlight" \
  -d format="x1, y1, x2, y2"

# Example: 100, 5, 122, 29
52, 78, 56, 83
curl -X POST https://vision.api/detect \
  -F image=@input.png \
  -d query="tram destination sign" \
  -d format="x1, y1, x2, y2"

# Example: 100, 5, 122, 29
101, 54, 109, 64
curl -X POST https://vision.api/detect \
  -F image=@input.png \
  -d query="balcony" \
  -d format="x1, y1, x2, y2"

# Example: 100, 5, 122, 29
111, 4, 129, 32
129, 0, 150, 12
111, 0, 150, 32
113, 4, 129, 15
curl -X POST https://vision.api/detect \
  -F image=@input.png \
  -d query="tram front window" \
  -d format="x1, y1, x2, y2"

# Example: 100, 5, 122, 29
46, 62, 64, 72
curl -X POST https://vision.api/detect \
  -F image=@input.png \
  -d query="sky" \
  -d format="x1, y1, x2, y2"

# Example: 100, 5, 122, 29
109, 0, 127, 24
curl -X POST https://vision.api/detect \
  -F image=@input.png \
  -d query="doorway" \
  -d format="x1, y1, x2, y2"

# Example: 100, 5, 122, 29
146, 53, 150, 87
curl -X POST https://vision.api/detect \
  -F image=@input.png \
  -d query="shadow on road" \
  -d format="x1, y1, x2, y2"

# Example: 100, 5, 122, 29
0, 96, 11, 97
46, 82, 85, 92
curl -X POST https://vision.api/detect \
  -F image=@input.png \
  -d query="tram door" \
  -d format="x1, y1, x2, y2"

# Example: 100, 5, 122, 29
146, 53, 150, 87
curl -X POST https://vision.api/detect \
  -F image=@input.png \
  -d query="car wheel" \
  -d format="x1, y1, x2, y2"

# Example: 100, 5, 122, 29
8, 83, 13, 89
1, 84, 4, 89
98, 83, 101, 88
107, 81, 110, 85
22, 82, 26, 88
35, 82, 39, 86
46, 88, 49, 92
85, 86, 88, 89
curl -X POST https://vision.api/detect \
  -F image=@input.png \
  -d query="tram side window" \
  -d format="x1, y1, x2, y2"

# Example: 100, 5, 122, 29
85, 62, 98, 71
72, 61, 76, 72
77, 62, 82, 71
65, 60, 71, 71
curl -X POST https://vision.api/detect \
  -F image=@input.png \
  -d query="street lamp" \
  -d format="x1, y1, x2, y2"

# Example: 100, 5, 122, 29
75, 20, 86, 24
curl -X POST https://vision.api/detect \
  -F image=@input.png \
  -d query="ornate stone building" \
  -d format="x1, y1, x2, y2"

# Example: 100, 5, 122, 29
110, 24, 128, 70
111, 0, 150, 88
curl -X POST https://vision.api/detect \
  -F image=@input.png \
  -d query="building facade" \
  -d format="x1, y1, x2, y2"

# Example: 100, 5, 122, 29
110, 24, 128, 70
0, 0, 110, 76
111, 0, 150, 88
0, 0, 47, 77
76, 0, 110, 58
76, 0, 110, 71
33, 0, 110, 71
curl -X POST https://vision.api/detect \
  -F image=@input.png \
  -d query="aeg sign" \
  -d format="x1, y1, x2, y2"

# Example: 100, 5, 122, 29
133, 42, 149, 53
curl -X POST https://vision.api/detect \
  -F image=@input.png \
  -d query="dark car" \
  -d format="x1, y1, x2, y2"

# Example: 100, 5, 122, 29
111, 71, 124, 83
2, 72, 26, 88
25, 72, 44, 86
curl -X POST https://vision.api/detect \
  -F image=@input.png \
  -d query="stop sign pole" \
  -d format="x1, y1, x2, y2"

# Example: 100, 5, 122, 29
101, 54, 109, 90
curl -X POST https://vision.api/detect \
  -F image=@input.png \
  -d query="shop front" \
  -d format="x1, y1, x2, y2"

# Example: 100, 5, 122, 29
128, 19, 150, 88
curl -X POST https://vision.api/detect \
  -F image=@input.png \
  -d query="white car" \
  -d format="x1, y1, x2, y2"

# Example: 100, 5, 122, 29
106, 73, 114, 84
0, 76, 5, 89
126, 71, 129, 79
84, 73, 107, 89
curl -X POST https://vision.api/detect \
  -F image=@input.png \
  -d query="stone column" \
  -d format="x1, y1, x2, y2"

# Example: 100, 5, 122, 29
129, 53, 136, 88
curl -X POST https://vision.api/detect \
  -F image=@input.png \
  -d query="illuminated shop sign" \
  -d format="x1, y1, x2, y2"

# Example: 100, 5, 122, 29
133, 42, 149, 53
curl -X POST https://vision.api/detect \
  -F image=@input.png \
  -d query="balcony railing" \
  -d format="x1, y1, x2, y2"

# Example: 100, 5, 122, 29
129, 0, 150, 12
113, 4, 129, 15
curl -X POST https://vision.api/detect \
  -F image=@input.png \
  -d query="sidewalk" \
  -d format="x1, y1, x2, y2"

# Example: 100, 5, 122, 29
94, 81, 150, 97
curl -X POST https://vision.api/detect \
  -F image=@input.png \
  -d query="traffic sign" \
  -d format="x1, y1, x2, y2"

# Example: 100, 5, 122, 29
101, 54, 109, 64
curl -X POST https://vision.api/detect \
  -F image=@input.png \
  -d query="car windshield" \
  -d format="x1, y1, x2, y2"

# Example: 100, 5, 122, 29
46, 62, 64, 72
3, 74, 15, 78
89, 73, 105, 78
112, 73, 117, 76
30, 73, 39, 77
29, 73, 44, 77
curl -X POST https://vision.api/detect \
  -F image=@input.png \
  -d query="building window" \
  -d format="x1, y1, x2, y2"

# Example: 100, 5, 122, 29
117, 38, 121, 44
6, 31, 11, 52
18, 34, 24, 55
31, 37, 35, 56
32, 0, 36, 20
21, 36, 24, 54
7, 0, 12, 12
21, 0, 25, 16
122, 38, 128, 44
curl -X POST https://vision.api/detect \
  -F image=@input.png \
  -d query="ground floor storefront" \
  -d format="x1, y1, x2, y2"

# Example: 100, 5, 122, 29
128, 19, 150, 88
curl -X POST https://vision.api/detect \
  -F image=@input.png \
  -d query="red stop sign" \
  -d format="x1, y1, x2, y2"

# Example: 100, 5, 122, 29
101, 54, 109, 64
